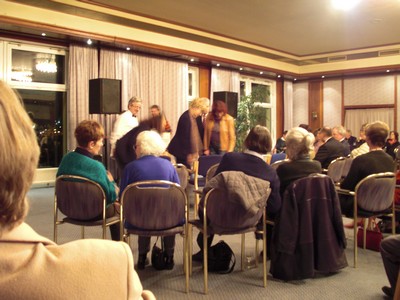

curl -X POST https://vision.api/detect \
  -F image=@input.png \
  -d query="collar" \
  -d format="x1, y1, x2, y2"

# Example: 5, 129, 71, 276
75, 147, 94, 159
243, 149, 265, 161
0, 222, 56, 246
324, 136, 333, 143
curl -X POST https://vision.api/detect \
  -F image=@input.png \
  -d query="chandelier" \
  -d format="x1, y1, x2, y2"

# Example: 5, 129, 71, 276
35, 54, 57, 73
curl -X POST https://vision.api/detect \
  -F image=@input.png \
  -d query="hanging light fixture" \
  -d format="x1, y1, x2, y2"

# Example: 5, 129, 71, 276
35, 54, 57, 73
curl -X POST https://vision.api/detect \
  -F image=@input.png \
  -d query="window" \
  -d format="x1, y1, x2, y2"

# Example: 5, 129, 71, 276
240, 76, 276, 140
188, 66, 199, 101
5, 42, 67, 168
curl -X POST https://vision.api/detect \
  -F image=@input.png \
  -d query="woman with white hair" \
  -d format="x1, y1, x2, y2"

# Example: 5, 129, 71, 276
276, 126, 322, 195
0, 81, 154, 300
120, 130, 180, 270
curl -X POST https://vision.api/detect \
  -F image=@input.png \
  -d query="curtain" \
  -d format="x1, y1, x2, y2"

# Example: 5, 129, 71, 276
68, 45, 98, 150
283, 80, 293, 131
210, 68, 240, 102
344, 108, 394, 138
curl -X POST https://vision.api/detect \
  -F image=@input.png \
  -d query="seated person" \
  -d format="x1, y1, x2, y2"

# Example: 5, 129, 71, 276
57, 120, 120, 241
193, 125, 281, 259
276, 126, 322, 195
313, 126, 346, 169
120, 130, 180, 270
380, 235, 400, 298
340, 121, 395, 217
0, 81, 154, 300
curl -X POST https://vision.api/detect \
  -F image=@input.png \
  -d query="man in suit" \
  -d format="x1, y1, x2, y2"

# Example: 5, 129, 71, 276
345, 129, 358, 151
314, 126, 346, 169
332, 125, 350, 156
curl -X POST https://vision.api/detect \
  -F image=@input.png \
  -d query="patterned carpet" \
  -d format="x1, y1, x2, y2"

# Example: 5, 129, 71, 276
26, 187, 390, 300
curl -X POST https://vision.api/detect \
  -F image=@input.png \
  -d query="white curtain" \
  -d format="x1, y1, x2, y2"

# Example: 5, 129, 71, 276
68, 45, 98, 151
210, 68, 240, 102
283, 80, 294, 131
344, 108, 394, 138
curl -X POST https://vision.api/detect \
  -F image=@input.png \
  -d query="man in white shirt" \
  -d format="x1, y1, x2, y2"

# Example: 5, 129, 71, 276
110, 96, 142, 157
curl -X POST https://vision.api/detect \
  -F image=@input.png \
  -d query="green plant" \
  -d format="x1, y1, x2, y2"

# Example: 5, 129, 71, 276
235, 86, 269, 151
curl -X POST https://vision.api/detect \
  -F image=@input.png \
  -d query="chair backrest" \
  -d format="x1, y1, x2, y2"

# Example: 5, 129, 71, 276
55, 175, 105, 220
270, 159, 289, 170
342, 157, 353, 178
175, 164, 189, 190
270, 152, 286, 165
205, 163, 219, 182
327, 157, 346, 183
355, 172, 396, 212
121, 180, 186, 230
204, 185, 271, 233
198, 155, 223, 176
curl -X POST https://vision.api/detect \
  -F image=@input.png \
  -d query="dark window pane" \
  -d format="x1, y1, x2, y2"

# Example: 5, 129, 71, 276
12, 50, 65, 84
18, 89, 65, 168
251, 83, 270, 104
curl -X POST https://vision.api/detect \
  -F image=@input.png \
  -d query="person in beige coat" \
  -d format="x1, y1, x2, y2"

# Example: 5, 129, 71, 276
0, 81, 155, 300
203, 100, 236, 155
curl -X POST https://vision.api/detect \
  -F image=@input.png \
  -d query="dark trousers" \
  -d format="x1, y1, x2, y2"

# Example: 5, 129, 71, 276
139, 236, 176, 257
380, 235, 400, 291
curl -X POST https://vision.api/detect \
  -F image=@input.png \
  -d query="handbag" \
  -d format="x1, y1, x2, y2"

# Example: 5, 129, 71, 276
207, 240, 236, 274
356, 220, 383, 252
151, 237, 166, 270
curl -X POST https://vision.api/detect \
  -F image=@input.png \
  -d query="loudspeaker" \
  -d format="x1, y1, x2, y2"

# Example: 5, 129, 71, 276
213, 91, 238, 118
89, 78, 121, 114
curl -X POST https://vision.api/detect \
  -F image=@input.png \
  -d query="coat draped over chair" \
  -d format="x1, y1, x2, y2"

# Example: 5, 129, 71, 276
270, 174, 348, 281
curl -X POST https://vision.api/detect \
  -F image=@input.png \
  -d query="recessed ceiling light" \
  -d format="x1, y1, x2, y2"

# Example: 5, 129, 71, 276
190, 58, 195, 62
216, 63, 220, 67
321, 75, 325, 78
239, 67, 243, 71
386, 70, 390, 73
87, 39, 92, 45
41, 33, 46, 37
260, 71, 263, 75
277, 75, 281, 78
294, 78, 297, 81
126, 47, 130, 51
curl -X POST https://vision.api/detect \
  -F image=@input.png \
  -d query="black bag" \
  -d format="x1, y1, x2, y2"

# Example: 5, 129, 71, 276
151, 237, 166, 270
207, 240, 236, 274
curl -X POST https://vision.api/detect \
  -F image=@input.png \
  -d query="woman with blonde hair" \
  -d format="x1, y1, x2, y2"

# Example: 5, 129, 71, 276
276, 126, 322, 195
0, 81, 154, 300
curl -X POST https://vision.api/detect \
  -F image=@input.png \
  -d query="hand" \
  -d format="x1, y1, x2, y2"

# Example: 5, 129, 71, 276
107, 171, 114, 182
204, 149, 210, 156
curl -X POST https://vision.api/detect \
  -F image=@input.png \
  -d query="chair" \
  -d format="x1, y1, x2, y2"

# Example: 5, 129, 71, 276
270, 152, 286, 164
270, 158, 289, 170
189, 172, 271, 294
327, 157, 346, 184
175, 163, 189, 190
120, 180, 189, 293
54, 175, 120, 242
337, 172, 396, 268
190, 155, 223, 218
205, 163, 219, 182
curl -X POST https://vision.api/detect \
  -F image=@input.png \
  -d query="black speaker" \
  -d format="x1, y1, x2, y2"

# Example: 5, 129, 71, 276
213, 91, 238, 118
89, 78, 121, 114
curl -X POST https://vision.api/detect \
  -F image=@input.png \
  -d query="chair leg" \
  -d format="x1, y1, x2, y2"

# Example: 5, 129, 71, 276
81, 226, 85, 239
189, 225, 193, 276
241, 233, 245, 271
363, 219, 368, 250
354, 220, 358, 268
203, 228, 208, 294
263, 212, 267, 287
255, 238, 259, 267
184, 228, 189, 293
194, 193, 200, 219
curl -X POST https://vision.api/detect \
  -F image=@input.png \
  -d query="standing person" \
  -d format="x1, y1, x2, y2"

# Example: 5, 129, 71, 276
0, 81, 154, 300
196, 99, 210, 141
110, 96, 142, 157
380, 235, 400, 298
345, 129, 358, 151
203, 100, 235, 155
384, 130, 400, 160
167, 97, 210, 167
313, 126, 346, 169
332, 125, 351, 156
273, 130, 288, 154
276, 127, 322, 195
57, 120, 120, 241
120, 131, 180, 270
340, 121, 395, 217
149, 104, 172, 133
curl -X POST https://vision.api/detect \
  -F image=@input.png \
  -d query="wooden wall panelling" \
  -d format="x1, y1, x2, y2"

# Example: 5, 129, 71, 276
276, 78, 284, 137
308, 80, 323, 131
199, 65, 211, 98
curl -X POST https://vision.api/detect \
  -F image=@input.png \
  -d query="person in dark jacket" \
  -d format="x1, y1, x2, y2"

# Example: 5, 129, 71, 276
384, 130, 400, 160
332, 125, 350, 157
345, 129, 358, 151
314, 126, 346, 169
340, 121, 395, 217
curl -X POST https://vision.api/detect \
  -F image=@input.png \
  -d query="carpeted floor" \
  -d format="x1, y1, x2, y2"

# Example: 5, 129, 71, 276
26, 187, 391, 299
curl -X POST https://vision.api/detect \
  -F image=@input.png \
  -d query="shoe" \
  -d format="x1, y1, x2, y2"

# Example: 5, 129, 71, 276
382, 286, 394, 298
165, 255, 175, 270
137, 254, 149, 270
192, 251, 203, 262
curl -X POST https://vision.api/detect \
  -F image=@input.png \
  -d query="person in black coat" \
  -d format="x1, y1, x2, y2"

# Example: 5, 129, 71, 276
313, 126, 346, 169
345, 129, 358, 151
332, 125, 350, 156
340, 121, 396, 217
384, 130, 400, 160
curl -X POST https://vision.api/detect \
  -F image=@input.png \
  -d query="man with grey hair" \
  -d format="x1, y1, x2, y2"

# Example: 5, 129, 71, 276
313, 126, 346, 169
332, 125, 350, 156
110, 96, 142, 157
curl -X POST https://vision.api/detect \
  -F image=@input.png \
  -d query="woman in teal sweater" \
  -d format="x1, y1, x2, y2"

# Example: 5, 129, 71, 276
57, 120, 120, 240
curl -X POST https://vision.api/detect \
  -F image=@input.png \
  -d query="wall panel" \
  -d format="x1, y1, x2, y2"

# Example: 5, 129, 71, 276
323, 79, 342, 127
293, 82, 309, 127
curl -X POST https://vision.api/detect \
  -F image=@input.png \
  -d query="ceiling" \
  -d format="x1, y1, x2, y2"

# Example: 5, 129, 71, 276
86, 0, 400, 57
